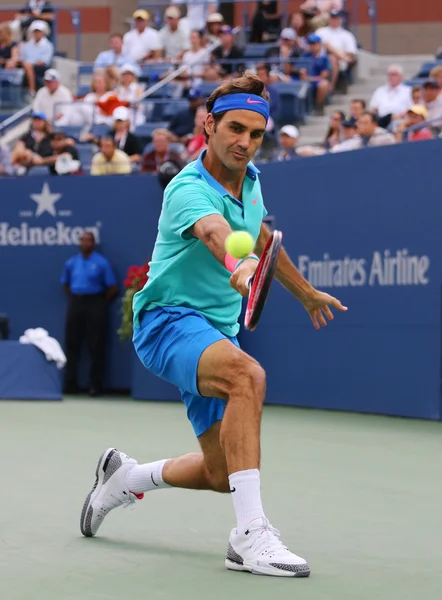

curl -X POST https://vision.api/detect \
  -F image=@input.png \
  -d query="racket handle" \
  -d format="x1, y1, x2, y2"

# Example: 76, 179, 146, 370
245, 275, 253, 290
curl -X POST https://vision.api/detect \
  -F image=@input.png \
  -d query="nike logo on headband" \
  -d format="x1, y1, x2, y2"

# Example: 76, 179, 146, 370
247, 97, 263, 104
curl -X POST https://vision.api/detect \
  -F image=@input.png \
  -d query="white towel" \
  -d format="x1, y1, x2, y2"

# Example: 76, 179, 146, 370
19, 328, 67, 369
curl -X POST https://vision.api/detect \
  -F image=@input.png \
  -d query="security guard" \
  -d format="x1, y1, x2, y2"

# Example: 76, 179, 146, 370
61, 232, 118, 395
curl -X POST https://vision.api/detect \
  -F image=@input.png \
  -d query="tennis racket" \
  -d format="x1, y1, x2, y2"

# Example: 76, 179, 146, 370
226, 230, 282, 331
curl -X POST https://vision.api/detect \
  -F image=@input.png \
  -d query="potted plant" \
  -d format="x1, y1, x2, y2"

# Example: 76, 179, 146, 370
118, 262, 150, 342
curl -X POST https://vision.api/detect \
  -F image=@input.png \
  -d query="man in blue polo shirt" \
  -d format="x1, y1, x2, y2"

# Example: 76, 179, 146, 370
300, 34, 331, 115
80, 73, 347, 576
61, 232, 118, 396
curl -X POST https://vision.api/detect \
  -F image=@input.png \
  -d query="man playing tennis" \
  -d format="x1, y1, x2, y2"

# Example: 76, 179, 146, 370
80, 72, 347, 577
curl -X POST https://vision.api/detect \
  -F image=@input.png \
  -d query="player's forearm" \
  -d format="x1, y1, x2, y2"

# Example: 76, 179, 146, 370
256, 223, 314, 302
192, 215, 232, 265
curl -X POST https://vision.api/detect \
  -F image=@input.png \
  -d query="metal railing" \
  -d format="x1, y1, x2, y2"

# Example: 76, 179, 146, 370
402, 116, 442, 141
351, 0, 377, 53
0, 5, 82, 61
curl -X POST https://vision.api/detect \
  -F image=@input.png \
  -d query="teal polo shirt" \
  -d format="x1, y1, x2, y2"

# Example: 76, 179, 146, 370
133, 150, 267, 337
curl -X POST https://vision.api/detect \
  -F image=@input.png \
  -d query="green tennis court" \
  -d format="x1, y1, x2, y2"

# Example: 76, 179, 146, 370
1, 398, 441, 600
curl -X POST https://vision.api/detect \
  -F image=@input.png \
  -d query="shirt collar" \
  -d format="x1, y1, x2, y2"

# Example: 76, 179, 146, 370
194, 149, 260, 197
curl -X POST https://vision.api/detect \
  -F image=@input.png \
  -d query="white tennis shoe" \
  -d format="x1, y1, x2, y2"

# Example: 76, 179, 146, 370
80, 448, 143, 537
226, 518, 311, 577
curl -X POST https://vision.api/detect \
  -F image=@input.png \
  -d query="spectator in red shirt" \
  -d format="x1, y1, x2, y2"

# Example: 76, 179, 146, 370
183, 106, 208, 163
395, 105, 433, 142
141, 128, 184, 173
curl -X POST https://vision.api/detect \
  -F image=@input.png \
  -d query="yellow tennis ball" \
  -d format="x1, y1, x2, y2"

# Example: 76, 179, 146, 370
225, 231, 254, 259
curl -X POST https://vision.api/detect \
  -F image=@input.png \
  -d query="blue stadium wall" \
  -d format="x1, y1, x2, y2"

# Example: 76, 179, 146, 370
1, 140, 441, 419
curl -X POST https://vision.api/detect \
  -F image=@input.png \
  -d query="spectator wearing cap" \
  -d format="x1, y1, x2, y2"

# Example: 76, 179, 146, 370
274, 125, 300, 161
316, 10, 357, 92
300, 34, 331, 115
169, 87, 205, 143
91, 137, 132, 176
212, 25, 244, 76
141, 128, 184, 173
32, 68, 72, 124
123, 10, 162, 63
178, 0, 217, 35
205, 12, 224, 44
181, 30, 210, 83
94, 33, 134, 69
11, 111, 52, 168
265, 28, 301, 63
330, 115, 361, 152
159, 6, 190, 61
357, 112, 396, 147
20, 19, 54, 94
420, 78, 442, 131
32, 129, 81, 175
114, 64, 145, 126
251, 1, 282, 44
18, 1, 54, 42
395, 105, 433, 143
109, 107, 143, 163
368, 65, 412, 129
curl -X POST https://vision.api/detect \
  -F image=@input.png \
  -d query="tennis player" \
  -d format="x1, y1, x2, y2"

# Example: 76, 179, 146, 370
80, 72, 347, 577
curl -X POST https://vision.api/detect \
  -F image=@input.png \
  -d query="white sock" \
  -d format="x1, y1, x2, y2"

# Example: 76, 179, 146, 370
125, 459, 171, 494
228, 469, 265, 531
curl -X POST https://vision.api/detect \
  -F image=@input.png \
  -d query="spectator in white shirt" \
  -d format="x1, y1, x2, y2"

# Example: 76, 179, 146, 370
330, 115, 361, 152
205, 12, 224, 44
32, 68, 72, 124
420, 78, 442, 130
123, 9, 162, 63
94, 33, 133, 69
115, 64, 145, 126
181, 30, 210, 83
316, 10, 357, 91
357, 112, 396, 147
369, 64, 412, 129
179, 0, 217, 34
300, 0, 343, 29
20, 19, 54, 94
159, 6, 190, 60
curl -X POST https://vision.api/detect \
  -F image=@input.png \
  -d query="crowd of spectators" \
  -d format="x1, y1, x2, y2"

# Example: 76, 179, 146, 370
1, 2, 442, 178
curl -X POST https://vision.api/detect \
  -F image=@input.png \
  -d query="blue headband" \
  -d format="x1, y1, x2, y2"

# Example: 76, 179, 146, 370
212, 93, 270, 123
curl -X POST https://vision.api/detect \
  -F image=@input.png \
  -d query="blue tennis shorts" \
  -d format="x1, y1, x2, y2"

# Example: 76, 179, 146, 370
133, 306, 239, 437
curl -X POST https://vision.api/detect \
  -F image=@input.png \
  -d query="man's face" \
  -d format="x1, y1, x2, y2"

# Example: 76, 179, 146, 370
167, 16, 179, 30
135, 18, 147, 32
190, 31, 201, 47
45, 79, 59, 94
50, 134, 66, 151
357, 114, 375, 136
80, 233, 95, 254
279, 133, 296, 149
101, 139, 115, 160
387, 69, 402, 87
341, 125, 356, 139
350, 101, 364, 118
33, 29, 44, 42
206, 109, 266, 172
280, 36, 294, 49
110, 35, 122, 52
114, 118, 128, 133
309, 42, 322, 56
407, 112, 424, 127
329, 15, 341, 29
221, 32, 233, 47
422, 85, 439, 103
153, 133, 169, 153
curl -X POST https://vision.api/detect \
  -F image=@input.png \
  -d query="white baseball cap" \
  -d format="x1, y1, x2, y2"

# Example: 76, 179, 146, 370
44, 68, 60, 82
280, 27, 296, 41
165, 6, 181, 19
29, 20, 47, 32
113, 106, 130, 121
280, 125, 299, 139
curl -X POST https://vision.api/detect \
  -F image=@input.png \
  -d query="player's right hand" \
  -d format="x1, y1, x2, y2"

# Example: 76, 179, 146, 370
229, 258, 258, 296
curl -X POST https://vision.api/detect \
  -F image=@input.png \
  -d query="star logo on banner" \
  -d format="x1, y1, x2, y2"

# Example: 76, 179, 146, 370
30, 183, 62, 218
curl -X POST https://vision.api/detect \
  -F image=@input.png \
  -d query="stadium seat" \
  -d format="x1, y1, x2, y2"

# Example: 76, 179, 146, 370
404, 78, 426, 87
91, 123, 111, 138
139, 63, 172, 83
78, 64, 94, 76
243, 44, 275, 59
417, 61, 442, 78
272, 81, 310, 125
59, 125, 83, 139
135, 121, 170, 146
27, 166, 49, 176
77, 144, 96, 167
76, 84, 90, 98
163, 99, 188, 119
198, 81, 220, 97
147, 83, 180, 98
0, 69, 25, 109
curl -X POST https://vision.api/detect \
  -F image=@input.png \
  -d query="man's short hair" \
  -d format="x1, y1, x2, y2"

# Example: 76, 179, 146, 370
110, 32, 123, 39
361, 111, 377, 124
350, 98, 366, 109
152, 128, 171, 139
100, 136, 116, 146
256, 63, 271, 76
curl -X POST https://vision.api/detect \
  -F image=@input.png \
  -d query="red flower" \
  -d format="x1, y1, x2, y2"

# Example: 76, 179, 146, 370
124, 261, 151, 290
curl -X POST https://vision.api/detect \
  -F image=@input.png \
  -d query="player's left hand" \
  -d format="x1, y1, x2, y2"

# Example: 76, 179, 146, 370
302, 290, 348, 330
